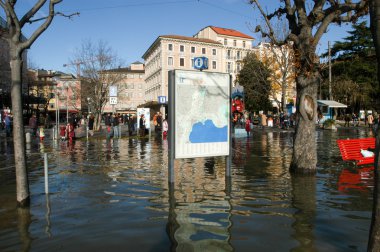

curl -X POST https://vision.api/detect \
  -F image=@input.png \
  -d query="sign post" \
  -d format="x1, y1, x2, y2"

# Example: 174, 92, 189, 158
109, 86, 118, 113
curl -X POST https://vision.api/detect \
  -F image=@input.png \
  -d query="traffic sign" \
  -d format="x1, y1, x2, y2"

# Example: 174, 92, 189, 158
193, 57, 208, 70
110, 97, 118, 105
109, 86, 117, 97
158, 96, 167, 104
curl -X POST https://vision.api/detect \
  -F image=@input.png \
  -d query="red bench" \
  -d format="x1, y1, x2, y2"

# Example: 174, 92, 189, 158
336, 138, 375, 165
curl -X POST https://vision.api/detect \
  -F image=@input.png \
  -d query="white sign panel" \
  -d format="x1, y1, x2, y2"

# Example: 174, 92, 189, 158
109, 97, 118, 105
137, 108, 150, 129
109, 86, 117, 97
174, 70, 230, 158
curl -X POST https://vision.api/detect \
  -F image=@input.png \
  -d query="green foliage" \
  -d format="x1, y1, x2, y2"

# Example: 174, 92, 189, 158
236, 53, 273, 113
320, 21, 378, 110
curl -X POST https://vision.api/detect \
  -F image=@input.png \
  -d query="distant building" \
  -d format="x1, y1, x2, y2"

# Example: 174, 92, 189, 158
102, 61, 145, 114
142, 26, 254, 115
27, 69, 80, 117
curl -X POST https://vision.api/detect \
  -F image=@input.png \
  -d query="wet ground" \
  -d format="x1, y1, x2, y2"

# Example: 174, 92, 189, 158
0, 126, 376, 251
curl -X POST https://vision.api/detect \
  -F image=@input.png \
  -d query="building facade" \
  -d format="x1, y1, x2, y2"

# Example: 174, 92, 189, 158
142, 26, 255, 116
103, 61, 145, 114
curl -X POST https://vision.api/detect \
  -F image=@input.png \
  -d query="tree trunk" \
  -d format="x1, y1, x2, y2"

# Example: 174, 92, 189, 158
10, 54, 30, 207
368, 0, 380, 250
290, 73, 319, 174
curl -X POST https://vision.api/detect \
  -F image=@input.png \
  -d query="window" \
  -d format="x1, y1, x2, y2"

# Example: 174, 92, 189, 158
129, 83, 134, 89
224, 38, 227, 45
227, 50, 231, 59
237, 62, 241, 72
168, 57, 173, 66
227, 62, 232, 73
138, 83, 142, 89
233, 40, 237, 46
202, 48, 206, 54
168, 43, 173, 51
212, 48, 217, 56
191, 46, 195, 53
180, 45, 184, 52
243, 41, 246, 48
180, 58, 185, 67
237, 51, 241, 60
212, 61, 217, 70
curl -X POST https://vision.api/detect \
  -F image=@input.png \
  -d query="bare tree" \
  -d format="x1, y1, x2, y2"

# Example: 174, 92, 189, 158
255, 42, 296, 112
368, 0, 380, 250
70, 40, 125, 131
0, 0, 78, 206
250, 0, 369, 174
253, 19, 296, 112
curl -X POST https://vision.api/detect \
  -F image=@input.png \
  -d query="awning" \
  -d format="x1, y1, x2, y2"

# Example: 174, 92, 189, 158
317, 100, 347, 108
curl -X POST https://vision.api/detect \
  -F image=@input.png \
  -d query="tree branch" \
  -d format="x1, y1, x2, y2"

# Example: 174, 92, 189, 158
20, 1, 78, 50
27, 11, 80, 24
20, 0, 47, 27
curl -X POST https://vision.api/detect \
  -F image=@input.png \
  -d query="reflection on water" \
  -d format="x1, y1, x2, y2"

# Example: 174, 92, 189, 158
0, 128, 375, 251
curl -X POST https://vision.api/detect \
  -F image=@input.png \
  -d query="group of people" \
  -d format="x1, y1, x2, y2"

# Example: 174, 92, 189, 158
139, 112, 168, 138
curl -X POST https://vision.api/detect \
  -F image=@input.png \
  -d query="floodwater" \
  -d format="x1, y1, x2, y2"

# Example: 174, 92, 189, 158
0, 127, 375, 252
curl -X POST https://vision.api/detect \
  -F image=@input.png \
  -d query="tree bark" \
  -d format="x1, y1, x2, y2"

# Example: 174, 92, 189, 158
368, 0, 380, 250
290, 73, 319, 174
10, 53, 30, 207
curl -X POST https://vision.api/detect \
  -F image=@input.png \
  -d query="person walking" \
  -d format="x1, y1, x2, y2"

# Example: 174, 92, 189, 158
368, 113, 374, 128
245, 117, 251, 137
4, 113, 12, 137
88, 114, 95, 136
162, 118, 168, 140
38, 125, 45, 141
112, 114, 120, 138
139, 114, 146, 137
29, 114, 37, 136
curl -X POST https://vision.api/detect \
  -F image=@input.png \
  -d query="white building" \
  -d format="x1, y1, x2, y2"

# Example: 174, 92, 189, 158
142, 26, 254, 116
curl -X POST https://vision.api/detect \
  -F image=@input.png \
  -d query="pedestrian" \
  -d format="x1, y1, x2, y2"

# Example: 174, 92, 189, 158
344, 113, 351, 127
128, 115, 134, 136
4, 113, 12, 137
156, 112, 162, 132
162, 118, 168, 139
245, 117, 251, 136
267, 116, 273, 127
88, 114, 95, 136
38, 125, 45, 141
66, 122, 75, 142
29, 114, 37, 136
139, 114, 146, 137
60, 125, 67, 140
368, 113, 374, 128
112, 114, 120, 138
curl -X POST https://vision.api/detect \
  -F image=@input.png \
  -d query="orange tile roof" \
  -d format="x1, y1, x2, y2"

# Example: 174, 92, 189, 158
209, 26, 253, 39
160, 35, 222, 45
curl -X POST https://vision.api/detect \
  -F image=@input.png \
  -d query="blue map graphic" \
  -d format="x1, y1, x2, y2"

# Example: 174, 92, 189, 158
189, 119, 228, 143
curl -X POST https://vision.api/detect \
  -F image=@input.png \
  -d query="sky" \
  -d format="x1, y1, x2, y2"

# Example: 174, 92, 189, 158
2, 0, 368, 75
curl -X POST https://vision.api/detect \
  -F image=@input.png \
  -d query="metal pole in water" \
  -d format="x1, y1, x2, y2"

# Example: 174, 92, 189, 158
44, 153, 49, 194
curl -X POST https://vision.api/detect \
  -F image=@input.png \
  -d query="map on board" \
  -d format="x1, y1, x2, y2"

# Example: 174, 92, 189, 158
174, 70, 230, 158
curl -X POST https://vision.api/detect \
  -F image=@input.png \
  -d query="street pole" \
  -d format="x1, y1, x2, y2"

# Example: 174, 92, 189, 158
66, 85, 69, 124
328, 41, 332, 100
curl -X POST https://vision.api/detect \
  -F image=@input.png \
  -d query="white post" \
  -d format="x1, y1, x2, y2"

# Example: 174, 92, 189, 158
44, 153, 49, 194
86, 126, 89, 140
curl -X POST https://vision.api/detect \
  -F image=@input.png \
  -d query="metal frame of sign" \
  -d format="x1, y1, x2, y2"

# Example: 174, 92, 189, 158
168, 70, 231, 182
